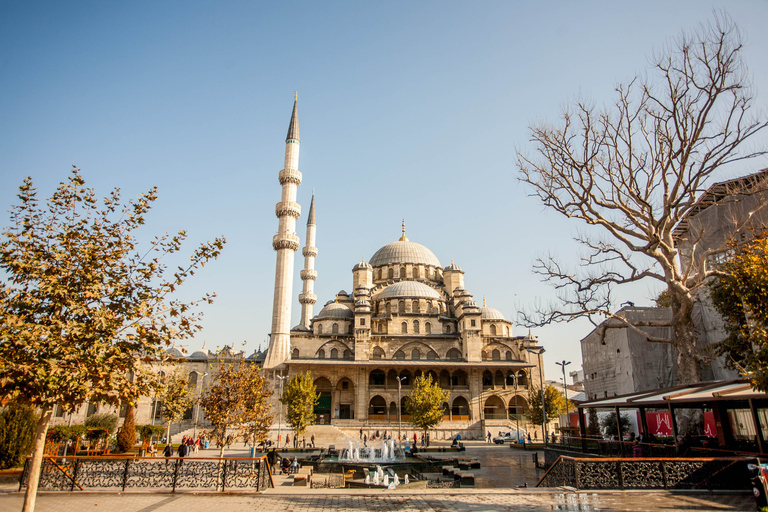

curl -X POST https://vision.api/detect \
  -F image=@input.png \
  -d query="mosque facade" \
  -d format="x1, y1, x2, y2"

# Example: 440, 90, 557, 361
264, 98, 546, 439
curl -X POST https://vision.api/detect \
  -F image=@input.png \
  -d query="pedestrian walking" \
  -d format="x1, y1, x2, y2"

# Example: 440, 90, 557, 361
359, 428, 363, 439
163, 444, 173, 467
311, 434, 315, 448
285, 434, 290, 448
487, 432, 491, 443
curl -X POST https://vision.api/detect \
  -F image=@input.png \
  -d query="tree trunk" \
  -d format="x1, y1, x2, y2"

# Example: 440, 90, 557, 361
22, 407, 53, 512
670, 291, 702, 384
166, 422, 171, 445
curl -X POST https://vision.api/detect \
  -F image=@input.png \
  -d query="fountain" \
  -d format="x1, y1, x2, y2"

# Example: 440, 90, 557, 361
338, 438, 406, 463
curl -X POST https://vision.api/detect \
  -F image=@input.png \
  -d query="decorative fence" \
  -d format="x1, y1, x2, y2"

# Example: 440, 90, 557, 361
537, 456, 750, 491
20, 455, 273, 493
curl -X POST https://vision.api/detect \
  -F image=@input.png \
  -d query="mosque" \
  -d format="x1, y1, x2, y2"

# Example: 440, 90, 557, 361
263, 97, 546, 439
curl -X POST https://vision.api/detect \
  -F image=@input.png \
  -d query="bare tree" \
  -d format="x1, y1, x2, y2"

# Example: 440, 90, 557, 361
517, 14, 766, 384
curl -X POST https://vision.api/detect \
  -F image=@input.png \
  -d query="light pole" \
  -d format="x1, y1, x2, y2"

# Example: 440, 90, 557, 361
556, 360, 571, 419
525, 347, 547, 444
276, 374, 288, 447
191, 370, 208, 440
396, 376, 403, 441
513, 370, 524, 440
151, 371, 164, 426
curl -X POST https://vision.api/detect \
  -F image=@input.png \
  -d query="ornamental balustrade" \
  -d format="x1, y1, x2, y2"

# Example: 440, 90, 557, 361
20, 455, 273, 493
537, 456, 750, 490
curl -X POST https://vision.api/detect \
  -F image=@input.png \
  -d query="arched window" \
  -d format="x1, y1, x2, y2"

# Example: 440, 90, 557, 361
452, 370, 468, 387
482, 351, 489, 361
388, 268, 394, 279
330, 348, 338, 359
399, 370, 411, 385
504, 326, 510, 336
379, 323, 386, 333
372, 347, 385, 359
490, 324, 497, 336
413, 320, 420, 333
317, 349, 325, 359
482, 370, 493, 387
411, 348, 420, 360
348, 324, 353, 334
400, 266, 406, 278
401, 322, 408, 333
369, 370, 385, 386
343, 349, 351, 359
413, 267, 420, 278
398, 301, 405, 313
505, 350, 512, 360
447, 348, 462, 360
426, 351, 437, 360
412, 300, 419, 312
317, 324, 323, 335
292, 348, 299, 359
332, 323, 339, 334
188, 372, 198, 389
452, 396, 470, 418
425, 322, 432, 334
378, 269, 383, 280
492, 349, 500, 360
444, 324, 451, 334
393, 350, 405, 359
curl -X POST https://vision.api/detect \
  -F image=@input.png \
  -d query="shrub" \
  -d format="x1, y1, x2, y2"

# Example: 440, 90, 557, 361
84, 413, 118, 434
116, 405, 136, 452
0, 403, 40, 469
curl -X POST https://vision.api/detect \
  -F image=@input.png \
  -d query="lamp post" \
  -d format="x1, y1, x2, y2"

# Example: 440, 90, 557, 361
396, 376, 404, 441
276, 374, 288, 447
191, 370, 208, 440
151, 371, 164, 426
525, 347, 547, 444
556, 360, 571, 418
513, 370, 525, 440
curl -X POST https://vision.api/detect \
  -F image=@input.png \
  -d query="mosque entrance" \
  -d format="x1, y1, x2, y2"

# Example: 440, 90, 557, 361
315, 392, 331, 423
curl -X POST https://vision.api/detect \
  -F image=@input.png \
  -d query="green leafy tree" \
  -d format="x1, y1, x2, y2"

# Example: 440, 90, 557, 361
601, 411, 631, 438
587, 407, 601, 437
280, 371, 318, 440
159, 369, 192, 444
516, 15, 766, 385
200, 358, 273, 457
84, 412, 119, 434
404, 374, 449, 437
0, 403, 39, 469
711, 232, 768, 390
116, 404, 137, 453
0, 168, 223, 511
527, 385, 567, 426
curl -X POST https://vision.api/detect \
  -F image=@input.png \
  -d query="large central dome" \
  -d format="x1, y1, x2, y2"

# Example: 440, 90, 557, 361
369, 240, 441, 267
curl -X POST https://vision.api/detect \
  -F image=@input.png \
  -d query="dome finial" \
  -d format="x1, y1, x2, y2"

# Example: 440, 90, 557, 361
483, 295, 486, 307
399, 218, 409, 241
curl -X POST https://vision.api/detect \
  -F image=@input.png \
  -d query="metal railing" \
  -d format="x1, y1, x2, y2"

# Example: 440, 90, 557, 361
537, 456, 750, 490
20, 455, 273, 493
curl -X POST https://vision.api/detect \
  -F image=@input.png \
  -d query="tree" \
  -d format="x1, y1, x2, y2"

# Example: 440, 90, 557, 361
587, 407, 601, 437
601, 411, 631, 438
200, 358, 273, 457
0, 403, 39, 469
159, 369, 193, 444
116, 404, 137, 453
0, 168, 224, 510
710, 231, 768, 390
84, 412, 119, 434
527, 385, 567, 426
280, 371, 318, 440
517, 15, 766, 385
404, 374, 449, 436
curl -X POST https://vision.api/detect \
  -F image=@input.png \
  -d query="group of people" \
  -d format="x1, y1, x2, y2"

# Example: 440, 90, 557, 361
276, 433, 315, 449
160, 434, 204, 464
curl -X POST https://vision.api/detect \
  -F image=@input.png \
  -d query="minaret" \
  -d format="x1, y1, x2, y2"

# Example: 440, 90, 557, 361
264, 95, 302, 369
298, 191, 318, 329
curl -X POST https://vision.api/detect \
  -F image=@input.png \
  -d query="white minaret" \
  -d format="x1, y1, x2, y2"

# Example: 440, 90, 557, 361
298, 191, 318, 330
264, 95, 302, 369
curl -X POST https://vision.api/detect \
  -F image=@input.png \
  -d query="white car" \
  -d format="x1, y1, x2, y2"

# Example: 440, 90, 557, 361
492, 431, 526, 444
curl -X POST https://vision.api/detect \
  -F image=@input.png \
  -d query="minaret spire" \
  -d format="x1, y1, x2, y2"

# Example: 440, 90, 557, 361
265, 96, 303, 369
299, 191, 318, 330
399, 218, 409, 241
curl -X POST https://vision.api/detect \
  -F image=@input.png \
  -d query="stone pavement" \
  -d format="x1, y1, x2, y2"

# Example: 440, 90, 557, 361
0, 489, 755, 511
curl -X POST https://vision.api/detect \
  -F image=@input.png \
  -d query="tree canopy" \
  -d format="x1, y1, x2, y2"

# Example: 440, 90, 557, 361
516, 14, 766, 384
527, 385, 567, 426
404, 374, 449, 433
710, 231, 768, 390
159, 369, 192, 440
280, 371, 318, 438
0, 168, 223, 511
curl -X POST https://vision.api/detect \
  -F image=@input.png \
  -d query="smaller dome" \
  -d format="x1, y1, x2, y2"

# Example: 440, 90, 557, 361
189, 348, 211, 360
464, 300, 478, 308
337, 290, 349, 296
445, 261, 463, 272
248, 349, 266, 361
459, 289, 472, 297
480, 306, 507, 320
167, 347, 183, 358
317, 302, 354, 319
453, 286, 465, 293
353, 259, 372, 270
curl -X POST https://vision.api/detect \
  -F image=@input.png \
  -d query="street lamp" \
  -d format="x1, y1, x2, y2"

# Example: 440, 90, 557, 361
556, 360, 571, 418
525, 347, 547, 444
513, 370, 524, 440
276, 374, 288, 447
396, 376, 404, 441
191, 370, 208, 440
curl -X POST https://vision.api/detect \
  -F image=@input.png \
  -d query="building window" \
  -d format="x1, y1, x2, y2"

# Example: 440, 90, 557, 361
342, 380, 349, 390
331, 348, 339, 359
425, 322, 432, 334
413, 267, 420, 278
412, 300, 419, 312
398, 301, 405, 313
400, 266, 406, 278
412, 348, 420, 360
343, 349, 351, 359
332, 323, 339, 334
292, 348, 299, 358
317, 349, 325, 358
401, 322, 408, 333
372, 347, 384, 359
490, 325, 497, 336
317, 324, 323, 335
506, 350, 512, 360
470, 319, 476, 327
413, 320, 420, 333
393, 350, 405, 359
360, 318, 366, 326
388, 268, 394, 279
492, 349, 500, 360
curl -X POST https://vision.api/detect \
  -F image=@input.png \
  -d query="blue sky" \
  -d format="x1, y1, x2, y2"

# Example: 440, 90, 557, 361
2, 1, 767, 382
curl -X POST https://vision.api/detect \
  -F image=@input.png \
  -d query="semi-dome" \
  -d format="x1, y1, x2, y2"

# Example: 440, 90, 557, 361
480, 306, 507, 320
373, 281, 442, 301
369, 240, 441, 267
317, 302, 354, 319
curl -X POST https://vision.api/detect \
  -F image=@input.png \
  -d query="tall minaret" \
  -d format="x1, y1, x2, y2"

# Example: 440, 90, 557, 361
298, 191, 318, 330
264, 95, 302, 369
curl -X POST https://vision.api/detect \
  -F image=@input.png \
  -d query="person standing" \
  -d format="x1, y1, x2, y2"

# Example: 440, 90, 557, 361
163, 444, 173, 468
359, 428, 363, 440
311, 434, 315, 448
487, 432, 491, 443
285, 434, 290, 448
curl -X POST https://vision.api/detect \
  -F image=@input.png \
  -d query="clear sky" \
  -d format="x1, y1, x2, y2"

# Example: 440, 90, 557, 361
1, 1, 767, 383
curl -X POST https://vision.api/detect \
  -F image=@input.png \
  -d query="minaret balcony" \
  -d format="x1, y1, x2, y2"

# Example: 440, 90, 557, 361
275, 201, 301, 219
302, 246, 318, 258
300, 269, 318, 280
299, 293, 317, 304
273, 233, 300, 251
278, 168, 302, 186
